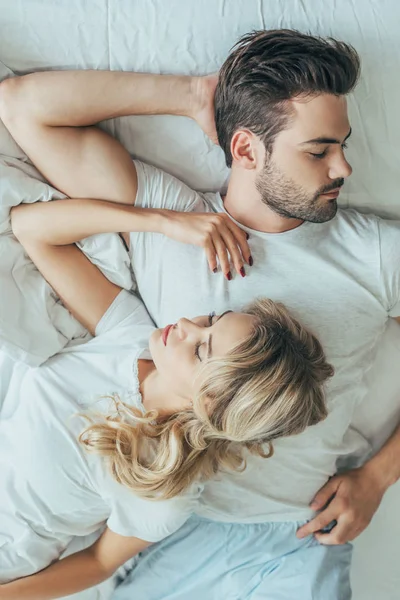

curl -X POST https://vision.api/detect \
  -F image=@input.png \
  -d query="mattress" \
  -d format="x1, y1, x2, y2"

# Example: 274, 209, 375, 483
0, 1, 400, 598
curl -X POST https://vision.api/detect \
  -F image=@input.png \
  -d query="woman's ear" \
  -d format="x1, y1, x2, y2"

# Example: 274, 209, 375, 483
192, 395, 212, 416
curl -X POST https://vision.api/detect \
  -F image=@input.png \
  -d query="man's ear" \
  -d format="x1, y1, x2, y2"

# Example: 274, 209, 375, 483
230, 129, 264, 169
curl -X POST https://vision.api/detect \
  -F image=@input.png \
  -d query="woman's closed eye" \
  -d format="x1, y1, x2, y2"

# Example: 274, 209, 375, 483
194, 311, 216, 361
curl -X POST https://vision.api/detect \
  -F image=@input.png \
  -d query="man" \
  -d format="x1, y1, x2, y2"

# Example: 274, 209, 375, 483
1, 29, 399, 600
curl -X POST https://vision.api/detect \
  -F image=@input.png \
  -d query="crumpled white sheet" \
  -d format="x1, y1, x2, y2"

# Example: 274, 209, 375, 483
0, 146, 134, 366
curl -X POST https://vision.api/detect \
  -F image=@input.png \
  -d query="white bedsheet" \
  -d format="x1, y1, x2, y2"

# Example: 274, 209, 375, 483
1, 1, 400, 598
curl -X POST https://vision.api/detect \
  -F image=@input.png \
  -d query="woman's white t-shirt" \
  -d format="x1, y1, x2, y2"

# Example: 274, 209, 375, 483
0, 291, 201, 582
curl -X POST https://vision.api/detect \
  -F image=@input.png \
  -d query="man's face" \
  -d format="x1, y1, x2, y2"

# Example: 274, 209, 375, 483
256, 93, 352, 223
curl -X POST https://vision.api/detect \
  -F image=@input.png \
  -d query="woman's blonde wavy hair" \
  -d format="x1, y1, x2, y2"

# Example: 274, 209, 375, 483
79, 298, 333, 500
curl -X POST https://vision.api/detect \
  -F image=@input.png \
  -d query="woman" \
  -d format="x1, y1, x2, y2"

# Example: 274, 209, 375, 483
0, 195, 333, 599
0, 71, 332, 599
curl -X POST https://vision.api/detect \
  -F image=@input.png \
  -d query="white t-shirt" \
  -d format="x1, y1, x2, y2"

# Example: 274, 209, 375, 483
129, 160, 400, 523
0, 291, 201, 582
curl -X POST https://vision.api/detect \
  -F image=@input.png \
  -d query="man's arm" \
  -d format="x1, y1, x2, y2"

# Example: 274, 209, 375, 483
362, 422, 400, 487
297, 421, 400, 544
297, 318, 400, 545
0, 71, 217, 203
0, 528, 150, 600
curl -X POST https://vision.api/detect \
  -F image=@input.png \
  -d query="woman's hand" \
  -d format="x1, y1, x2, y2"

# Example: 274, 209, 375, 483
161, 211, 252, 279
0, 584, 18, 600
0, 586, 8, 599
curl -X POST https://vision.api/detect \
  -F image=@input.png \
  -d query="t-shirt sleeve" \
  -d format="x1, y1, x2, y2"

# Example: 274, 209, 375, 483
106, 478, 202, 542
133, 160, 203, 212
93, 290, 155, 349
378, 217, 400, 317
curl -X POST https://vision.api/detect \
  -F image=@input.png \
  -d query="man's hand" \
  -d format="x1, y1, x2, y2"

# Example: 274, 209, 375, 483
296, 465, 387, 545
161, 210, 251, 279
190, 74, 219, 144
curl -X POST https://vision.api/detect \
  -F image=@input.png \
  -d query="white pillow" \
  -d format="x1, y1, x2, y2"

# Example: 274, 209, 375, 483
0, 61, 27, 160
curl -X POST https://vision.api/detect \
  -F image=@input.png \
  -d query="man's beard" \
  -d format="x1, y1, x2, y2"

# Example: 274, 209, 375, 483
255, 158, 344, 224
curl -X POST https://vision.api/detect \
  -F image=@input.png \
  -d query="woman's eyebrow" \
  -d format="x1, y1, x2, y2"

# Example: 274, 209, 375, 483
207, 310, 233, 358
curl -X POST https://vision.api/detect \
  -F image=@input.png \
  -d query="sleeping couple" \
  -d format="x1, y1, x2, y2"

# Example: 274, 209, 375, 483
1, 29, 400, 600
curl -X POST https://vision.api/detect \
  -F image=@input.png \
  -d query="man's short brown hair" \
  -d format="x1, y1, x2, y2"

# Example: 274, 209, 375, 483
215, 29, 360, 167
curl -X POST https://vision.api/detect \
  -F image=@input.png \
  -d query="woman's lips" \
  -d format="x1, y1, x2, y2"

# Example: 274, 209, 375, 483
162, 324, 173, 346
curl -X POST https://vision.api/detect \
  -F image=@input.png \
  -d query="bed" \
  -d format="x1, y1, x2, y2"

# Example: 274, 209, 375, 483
0, 1, 399, 598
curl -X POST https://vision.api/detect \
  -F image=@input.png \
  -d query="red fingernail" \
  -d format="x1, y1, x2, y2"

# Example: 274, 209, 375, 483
240, 267, 246, 277
249, 255, 253, 267
213, 267, 218, 273
226, 271, 232, 281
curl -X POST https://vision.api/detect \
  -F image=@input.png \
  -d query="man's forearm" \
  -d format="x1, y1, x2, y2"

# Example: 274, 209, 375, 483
1, 70, 195, 127
363, 421, 400, 490
11, 198, 169, 246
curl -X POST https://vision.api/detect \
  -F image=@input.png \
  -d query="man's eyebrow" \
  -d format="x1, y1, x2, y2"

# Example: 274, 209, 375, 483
299, 128, 352, 146
207, 310, 232, 359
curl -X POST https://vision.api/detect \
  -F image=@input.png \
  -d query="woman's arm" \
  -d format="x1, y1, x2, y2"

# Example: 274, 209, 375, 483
10, 199, 166, 336
0, 528, 150, 600
11, 199, 167, 246
12, 197, 251, 292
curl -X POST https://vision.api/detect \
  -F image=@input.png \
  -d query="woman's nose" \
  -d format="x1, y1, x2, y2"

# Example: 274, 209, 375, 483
177, 318, 200, 339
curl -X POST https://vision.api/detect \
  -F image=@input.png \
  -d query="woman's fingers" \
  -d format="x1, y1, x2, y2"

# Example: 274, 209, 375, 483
217, 219, 251, 277
219, 229, 246, 277
204, 239, 218, 273
209, 226, 250, 279
165, 211, 252, 279
202, 218, 251, 279
227, 222, 252, 266
212, 234, 232, 280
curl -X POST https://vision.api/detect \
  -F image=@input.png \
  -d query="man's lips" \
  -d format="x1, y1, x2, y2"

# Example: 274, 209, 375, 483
162, 324, 173, 346
320, 187, 341, 198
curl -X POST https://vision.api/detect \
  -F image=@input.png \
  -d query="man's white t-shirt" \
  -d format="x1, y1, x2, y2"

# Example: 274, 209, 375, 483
0, 291, 201, 582
129, 160, 400, 523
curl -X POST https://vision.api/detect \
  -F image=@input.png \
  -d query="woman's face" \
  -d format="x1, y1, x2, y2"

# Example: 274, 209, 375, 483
149, 310, 255, 403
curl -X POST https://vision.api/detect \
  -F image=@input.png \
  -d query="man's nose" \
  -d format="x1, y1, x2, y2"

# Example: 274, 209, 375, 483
329, 155, 352, 180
